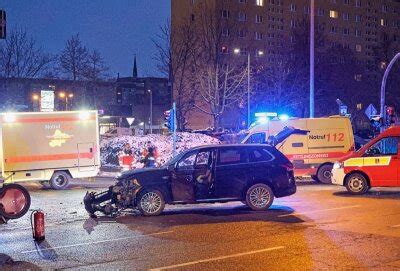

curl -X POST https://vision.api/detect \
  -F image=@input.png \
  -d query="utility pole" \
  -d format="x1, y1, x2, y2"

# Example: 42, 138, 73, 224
310, 0, 315, 118
148, 89, 153, 134
172, 102, 177, 157
247, 53, 251, 128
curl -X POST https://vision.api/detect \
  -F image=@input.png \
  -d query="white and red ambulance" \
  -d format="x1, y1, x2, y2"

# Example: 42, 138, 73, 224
332, 126, 400, 194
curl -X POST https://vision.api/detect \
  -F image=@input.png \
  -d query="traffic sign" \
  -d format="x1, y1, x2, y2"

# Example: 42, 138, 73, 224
365, 104, 377, 118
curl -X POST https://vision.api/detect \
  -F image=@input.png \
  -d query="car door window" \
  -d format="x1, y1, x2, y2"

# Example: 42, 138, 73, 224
195, 151, 210, 166
218, 148, 247, 165
246, 133, 265, 144
248, 148, 273, 162
177, 152, 197, 170
365, 137, 399, 156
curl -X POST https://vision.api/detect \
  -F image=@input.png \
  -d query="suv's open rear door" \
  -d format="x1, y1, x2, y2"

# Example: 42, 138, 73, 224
267, 126, 309, 146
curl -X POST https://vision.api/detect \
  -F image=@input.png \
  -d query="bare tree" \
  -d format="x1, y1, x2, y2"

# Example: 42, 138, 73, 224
0, 28, 53, 78
194, 63, 247, 128
84, 49, 109, 81
190, 2, 249, 129
255, 55, 309, 116
59, 34, 89, 80
153, 20, 198, 130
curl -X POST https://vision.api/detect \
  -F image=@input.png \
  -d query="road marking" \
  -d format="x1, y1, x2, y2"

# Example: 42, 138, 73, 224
21, 230, 173, 254
149, 246, 285, 271
391, 224, 400, 228
278, 205, 361, 218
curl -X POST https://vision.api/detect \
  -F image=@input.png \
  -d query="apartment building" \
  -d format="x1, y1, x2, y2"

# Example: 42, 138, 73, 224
172, 0, 400, 129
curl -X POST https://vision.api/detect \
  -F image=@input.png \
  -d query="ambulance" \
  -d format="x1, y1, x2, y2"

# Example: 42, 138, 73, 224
0, 111, 100, 190
332, 126, 400, 194
242, 116, 355, 183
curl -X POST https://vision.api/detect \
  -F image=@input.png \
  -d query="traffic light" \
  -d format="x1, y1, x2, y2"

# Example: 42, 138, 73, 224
0, 10, 6, 39
163, 109, 175, 131
386, 106, 396, 127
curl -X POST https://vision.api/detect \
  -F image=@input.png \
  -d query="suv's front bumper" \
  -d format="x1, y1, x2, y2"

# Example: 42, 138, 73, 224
332, 168, 346, 186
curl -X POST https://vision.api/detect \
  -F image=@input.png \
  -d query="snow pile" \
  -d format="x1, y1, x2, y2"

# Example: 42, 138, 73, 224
100, 132, 221, 168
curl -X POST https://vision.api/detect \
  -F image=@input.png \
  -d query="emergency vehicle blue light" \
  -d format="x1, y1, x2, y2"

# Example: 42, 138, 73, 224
279, 114, 289, 121
258, 116, 269, 124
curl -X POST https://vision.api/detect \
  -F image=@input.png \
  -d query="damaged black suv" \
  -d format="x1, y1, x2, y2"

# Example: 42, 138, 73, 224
84, 144, 296, 216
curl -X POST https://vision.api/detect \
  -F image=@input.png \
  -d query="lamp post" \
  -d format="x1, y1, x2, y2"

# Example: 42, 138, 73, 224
310, 0, 315, 118
59, 92, 74, 111
380, 52, 400, 132
234, 48, 263, 128
148, 89, 153, 134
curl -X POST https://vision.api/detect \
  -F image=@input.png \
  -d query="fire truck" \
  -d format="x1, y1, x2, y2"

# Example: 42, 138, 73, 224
332, 126, 400, 194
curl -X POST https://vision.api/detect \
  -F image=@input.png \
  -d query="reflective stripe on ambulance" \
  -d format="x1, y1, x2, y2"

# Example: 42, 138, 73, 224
344, 157, 391, 167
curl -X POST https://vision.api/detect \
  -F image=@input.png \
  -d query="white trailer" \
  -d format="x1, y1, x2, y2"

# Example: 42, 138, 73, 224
0, 111, 100, 189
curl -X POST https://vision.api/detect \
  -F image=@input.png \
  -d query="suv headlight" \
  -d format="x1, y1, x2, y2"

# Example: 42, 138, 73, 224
333, 162, 343, 169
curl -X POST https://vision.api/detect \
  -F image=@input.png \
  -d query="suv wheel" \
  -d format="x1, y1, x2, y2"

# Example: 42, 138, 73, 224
50, 171, 70, 190
317, 164, 333, 184
345, 173, 369, 195
246, 184, 274, 211
137, 190, 165, 216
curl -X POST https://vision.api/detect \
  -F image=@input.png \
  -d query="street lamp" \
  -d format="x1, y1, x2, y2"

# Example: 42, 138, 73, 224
148, 89, 153, 134
59, 92, 74, 111
234, 48, 263, 128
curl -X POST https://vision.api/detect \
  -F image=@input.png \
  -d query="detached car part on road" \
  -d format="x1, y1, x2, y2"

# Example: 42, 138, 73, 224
332, 126, 400, 194
84, 144, 296, 216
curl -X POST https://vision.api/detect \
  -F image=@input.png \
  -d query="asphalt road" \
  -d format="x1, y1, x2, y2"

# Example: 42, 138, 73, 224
1, 178, 400, 270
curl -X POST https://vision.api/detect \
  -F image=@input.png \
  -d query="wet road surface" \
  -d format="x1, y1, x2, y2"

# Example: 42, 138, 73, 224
1, 178, 400, 270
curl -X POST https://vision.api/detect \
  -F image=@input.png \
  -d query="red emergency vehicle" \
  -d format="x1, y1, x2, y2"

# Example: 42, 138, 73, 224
332, 126, 400, 194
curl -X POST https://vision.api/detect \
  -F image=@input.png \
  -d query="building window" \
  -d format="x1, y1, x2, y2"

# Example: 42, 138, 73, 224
290, 19, 297, 28
380, 19, 387, 26
356, 44, 362, 52
239, 0, 246, 3
255, 49, 264, 57
221, 10, 230, 18
317, 8, 325, 16
238, 12, 247, 21
255, 15, 263, 23
356, 0, 361, 7
256, 0, 264, 6
330, 10, 338, 18
330, 26, 338, 33
354, 74, 362, 81
343, 0, 349, 4
221, 46, 229, 54
355, 29, 361, 37
191, 14, 195, 21
304, 6, 310, 14
290, 4, 297, 12
238, 29, 246, 38
355, 15, 361, 22
382, 5, 388, 13
222, 28, 230, 37
255, 32, 263, 40
343, 13, 349, 20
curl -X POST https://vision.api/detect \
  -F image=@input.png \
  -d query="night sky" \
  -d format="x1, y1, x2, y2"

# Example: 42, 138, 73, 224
0, 0, 170, 78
